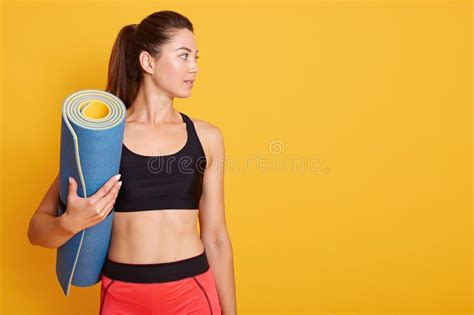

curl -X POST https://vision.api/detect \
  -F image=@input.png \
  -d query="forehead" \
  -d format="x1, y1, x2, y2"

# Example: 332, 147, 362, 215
164, 28, 198, 52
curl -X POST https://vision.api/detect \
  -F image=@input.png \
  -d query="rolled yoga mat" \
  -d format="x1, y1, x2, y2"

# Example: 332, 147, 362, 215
56, 89, 126, 296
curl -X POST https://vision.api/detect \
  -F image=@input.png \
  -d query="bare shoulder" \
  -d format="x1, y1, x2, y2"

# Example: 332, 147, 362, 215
189, 116, 223, 140
188, 116, 224, 162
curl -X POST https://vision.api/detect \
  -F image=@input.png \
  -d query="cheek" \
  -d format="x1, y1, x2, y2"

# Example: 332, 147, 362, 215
155, 59, 184, 85
153, 62, 190, 95
167, 57, 185, 73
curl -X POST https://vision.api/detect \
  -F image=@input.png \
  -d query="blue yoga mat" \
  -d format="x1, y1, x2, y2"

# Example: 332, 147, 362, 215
56, 89, 126, 296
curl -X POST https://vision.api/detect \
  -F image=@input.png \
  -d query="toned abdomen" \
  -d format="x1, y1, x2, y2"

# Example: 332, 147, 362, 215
107, 209, 204, 264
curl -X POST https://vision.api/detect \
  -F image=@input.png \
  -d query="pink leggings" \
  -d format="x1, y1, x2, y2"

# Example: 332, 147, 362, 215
99, 250, 222, 314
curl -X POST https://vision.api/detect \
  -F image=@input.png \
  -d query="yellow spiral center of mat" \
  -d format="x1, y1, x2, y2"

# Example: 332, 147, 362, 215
79, 100, 110, 119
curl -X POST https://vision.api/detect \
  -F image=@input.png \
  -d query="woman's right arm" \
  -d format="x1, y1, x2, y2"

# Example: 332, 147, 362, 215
27, 171, 122, 249
27, 172, 75, 248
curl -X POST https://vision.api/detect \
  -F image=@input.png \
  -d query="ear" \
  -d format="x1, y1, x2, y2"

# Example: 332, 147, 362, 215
139, 51, 155, 74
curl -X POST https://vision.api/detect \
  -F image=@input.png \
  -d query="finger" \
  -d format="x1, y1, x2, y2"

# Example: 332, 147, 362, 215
90, 174, 121, 202
67, 177, 78, 200
96, 181, 122, 210
99, 198, 117, 217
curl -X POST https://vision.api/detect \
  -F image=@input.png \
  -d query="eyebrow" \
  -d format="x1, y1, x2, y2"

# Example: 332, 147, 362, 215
176, 47, 199, 53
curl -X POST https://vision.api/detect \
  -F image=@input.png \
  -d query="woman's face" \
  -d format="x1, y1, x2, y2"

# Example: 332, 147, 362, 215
144, 28, 199, 98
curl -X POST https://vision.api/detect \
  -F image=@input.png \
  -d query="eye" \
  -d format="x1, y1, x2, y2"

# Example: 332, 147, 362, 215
180, 53, 200, 61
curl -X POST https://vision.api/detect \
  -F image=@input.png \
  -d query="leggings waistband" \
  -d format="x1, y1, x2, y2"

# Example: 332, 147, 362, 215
102, 250, 209, 283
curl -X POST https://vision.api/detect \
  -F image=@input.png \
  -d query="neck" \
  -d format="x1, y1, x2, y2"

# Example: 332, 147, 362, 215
127, 78, 180, 127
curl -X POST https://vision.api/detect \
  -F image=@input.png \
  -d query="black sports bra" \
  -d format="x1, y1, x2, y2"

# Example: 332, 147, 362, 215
114, 112, 207, 212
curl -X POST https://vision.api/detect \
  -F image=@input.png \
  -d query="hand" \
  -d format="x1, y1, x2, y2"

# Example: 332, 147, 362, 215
62, 174, 122, 234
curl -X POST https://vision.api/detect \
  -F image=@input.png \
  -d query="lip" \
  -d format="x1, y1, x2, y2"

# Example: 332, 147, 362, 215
183, 80, 194, 88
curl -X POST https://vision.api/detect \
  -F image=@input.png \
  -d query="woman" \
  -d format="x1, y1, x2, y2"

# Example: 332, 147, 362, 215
27, 10, 236, 315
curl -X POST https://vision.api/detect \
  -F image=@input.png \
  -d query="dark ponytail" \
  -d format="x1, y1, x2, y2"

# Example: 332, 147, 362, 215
105, 11, 194, 108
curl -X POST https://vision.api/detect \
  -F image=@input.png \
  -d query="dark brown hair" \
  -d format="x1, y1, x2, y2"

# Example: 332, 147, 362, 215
105, 11, 194, 108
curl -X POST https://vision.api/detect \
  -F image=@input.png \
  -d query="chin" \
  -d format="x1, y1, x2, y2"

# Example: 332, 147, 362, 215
175, 90, 192, 98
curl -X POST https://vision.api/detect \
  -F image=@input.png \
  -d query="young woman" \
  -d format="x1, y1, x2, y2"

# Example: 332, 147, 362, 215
27, 10, 236, 315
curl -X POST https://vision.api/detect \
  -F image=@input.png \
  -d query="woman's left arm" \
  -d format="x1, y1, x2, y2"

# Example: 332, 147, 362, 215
198, 124, 237, 315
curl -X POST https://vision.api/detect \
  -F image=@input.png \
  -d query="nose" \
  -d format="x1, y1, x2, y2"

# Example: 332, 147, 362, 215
190, 63, 199, 74
189, 59, 199, 73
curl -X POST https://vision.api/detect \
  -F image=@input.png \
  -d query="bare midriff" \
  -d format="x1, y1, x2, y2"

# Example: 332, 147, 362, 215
107, 209, 205, 264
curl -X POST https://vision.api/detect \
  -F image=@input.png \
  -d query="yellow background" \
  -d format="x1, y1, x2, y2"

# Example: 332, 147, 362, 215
1, 0, 472, 314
